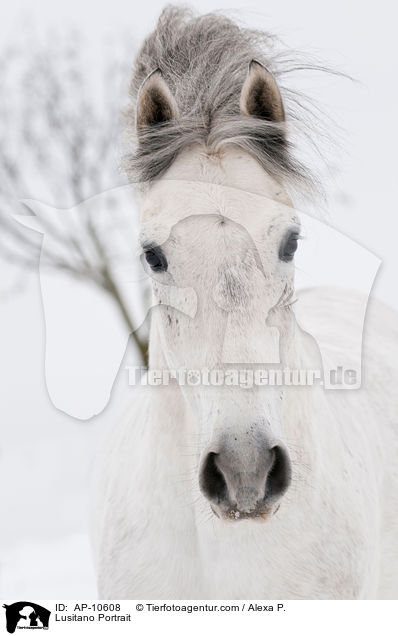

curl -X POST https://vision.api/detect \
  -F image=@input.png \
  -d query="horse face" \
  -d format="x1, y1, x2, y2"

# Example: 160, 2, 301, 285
140, 175, 299, 520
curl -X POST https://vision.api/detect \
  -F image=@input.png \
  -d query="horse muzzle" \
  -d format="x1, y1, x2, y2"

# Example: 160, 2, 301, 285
199, 436, 292, 521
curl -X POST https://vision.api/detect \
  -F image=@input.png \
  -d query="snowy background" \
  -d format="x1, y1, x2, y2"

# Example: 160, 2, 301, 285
0, 0, 397, 598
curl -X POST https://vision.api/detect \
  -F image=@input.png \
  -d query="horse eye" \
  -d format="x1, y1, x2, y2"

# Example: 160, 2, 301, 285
279, 232, 299, 262
144, 246, 168, 272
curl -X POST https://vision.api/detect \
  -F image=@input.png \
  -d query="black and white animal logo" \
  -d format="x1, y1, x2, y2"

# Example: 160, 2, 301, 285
2, 602, 51, 633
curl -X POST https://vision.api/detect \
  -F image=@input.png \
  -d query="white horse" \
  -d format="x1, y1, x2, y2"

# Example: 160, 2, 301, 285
92, 7, 398, 599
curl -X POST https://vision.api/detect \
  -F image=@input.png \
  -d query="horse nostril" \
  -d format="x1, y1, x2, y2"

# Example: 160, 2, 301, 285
266, 445, 292, 501
199, 452, 228, 503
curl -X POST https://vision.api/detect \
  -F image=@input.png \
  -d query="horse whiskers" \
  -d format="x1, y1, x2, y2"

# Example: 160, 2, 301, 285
269, 283, 298, 311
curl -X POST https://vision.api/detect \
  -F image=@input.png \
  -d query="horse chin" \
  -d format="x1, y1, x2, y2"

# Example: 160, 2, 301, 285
210, 502, 278, 523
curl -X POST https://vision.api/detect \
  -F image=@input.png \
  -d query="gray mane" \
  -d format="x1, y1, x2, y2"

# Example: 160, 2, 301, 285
125, 5, 328, 190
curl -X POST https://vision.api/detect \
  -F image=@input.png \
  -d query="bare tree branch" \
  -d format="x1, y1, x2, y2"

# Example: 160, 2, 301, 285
0, 30, 149, 365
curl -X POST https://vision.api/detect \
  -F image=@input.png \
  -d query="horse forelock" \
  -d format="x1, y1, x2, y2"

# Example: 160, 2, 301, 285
124, 5, 333, 196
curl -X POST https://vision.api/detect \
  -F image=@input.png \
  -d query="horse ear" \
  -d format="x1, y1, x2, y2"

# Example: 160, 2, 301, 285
240, 60, 285, 123
136, 69, 179, 130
